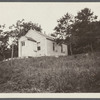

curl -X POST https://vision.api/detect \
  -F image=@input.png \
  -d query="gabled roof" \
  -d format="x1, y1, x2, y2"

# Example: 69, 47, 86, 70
19, 29, 55, 42
29, 29, 55, 41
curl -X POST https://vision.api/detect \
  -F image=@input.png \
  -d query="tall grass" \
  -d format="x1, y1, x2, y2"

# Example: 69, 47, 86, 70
0, 52, 100, 93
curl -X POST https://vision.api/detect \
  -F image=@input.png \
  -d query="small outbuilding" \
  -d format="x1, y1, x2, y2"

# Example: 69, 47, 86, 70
18, 29, 68, 57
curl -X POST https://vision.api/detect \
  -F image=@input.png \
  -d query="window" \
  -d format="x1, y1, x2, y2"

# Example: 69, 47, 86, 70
53, 43, 55, 51
37, 46, 41, 50
21, 41, 25, 46
37, 42, 41, 51
61, 44, 65, 53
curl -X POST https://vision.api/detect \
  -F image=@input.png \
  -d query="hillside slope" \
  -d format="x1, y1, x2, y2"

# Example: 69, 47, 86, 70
0, 52, 100, 93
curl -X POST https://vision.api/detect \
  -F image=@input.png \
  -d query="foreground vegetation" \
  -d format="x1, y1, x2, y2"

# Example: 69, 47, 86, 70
0, 52, 100, 93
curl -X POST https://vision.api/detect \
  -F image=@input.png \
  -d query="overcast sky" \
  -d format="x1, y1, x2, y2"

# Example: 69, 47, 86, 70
0, 2, 100, 34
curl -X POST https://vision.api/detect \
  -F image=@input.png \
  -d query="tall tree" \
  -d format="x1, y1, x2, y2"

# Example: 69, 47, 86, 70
72, 8, 98, 53
54, 13, 74, 55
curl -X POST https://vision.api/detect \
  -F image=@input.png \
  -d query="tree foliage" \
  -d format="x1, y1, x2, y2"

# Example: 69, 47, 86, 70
75, 8, 97, 23
9, 19, 42, 38
54, 8, 100, 54
72, 8, 98, 53
54, 13, 75, 55
54, 13, 73, 39
0, 25, 9, 59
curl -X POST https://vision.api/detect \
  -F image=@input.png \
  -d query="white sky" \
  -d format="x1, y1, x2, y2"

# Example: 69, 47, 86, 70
0, 2, 100, 34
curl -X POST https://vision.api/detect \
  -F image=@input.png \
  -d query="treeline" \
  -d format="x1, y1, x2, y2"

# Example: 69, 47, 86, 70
53, 8, 100, 55
0, 19, 42, 61
0, 8, 100, 61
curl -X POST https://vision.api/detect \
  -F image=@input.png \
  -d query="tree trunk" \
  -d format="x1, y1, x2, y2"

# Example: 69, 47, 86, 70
1, 48, 5, 60
11, 44, 14, 66
11, 44, 14, 59
70, 42, 73, 55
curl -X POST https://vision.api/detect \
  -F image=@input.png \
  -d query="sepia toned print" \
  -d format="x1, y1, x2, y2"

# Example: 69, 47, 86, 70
0, 3, 100, 93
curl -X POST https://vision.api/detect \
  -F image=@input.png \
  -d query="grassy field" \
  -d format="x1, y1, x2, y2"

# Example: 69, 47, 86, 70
0, 52, 100, 93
